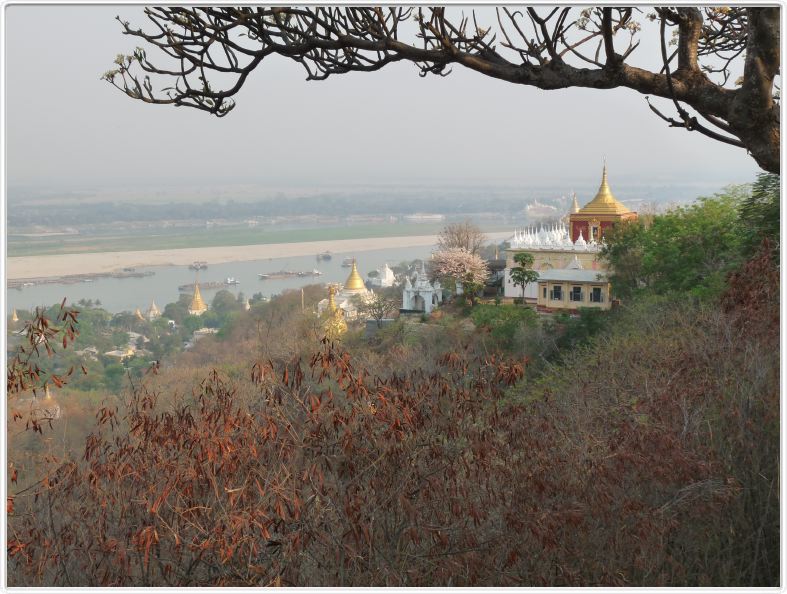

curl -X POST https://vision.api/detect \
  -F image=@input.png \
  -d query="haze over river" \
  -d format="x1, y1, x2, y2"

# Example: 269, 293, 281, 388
6, 246, 433, 314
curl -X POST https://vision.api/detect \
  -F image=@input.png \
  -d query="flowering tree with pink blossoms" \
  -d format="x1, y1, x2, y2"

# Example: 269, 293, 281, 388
432, 248, 489, 306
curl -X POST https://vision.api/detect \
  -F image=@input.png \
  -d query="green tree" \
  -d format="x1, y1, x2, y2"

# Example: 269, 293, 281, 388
739, 172, 779, 259
509, 252, 539, 305
603, 190, 747, 300
111, 331, 129, 349
163, 302, 188, 325
103, 363, 126, 392
212, 290, 241, 315
600, 220, 648, 300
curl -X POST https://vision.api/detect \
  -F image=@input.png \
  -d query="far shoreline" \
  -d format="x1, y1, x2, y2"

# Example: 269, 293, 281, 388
7, 232, 512, 281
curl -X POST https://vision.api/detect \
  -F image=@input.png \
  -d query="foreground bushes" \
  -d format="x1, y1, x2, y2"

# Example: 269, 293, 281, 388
8, 243, 778, 586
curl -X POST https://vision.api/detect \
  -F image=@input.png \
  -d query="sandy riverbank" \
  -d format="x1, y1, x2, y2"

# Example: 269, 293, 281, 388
7, 232, 512, 280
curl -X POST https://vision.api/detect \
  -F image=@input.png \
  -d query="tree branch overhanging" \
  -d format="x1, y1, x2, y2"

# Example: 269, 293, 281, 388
104, 6, 780, 173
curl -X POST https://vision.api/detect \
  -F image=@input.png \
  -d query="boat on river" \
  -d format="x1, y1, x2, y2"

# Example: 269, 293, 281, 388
258, 269, 322, 280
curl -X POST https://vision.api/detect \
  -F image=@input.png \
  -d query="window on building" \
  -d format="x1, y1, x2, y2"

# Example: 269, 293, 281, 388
590, 287, 604, 303
542, 286, 547, 299
550, 285, 562, 301
570, 286, 583, 302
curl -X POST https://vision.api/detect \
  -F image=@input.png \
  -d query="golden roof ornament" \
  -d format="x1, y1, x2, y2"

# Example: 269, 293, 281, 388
189, 276, 208, 314
577, 161, 631, 216
11, 309, 18, 323
343, 259, 366, 291
570, 192, 580, 214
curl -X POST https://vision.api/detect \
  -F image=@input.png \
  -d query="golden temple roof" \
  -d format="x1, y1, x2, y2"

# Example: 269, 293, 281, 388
323, 285, 347, 340
189, 281, 207, 313
343, 259, 366, 291
577, 163, 631, 216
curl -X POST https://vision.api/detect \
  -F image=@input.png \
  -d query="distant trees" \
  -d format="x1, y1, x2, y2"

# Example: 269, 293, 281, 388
437, 221, 486, 256
509, 252, 539, 305
211, 289, 242, 315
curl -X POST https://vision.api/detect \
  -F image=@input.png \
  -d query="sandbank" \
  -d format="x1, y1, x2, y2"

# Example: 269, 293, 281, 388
7, 232, 511, 280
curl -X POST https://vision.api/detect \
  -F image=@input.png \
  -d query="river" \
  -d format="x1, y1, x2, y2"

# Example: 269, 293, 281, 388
6, 245, 434, 314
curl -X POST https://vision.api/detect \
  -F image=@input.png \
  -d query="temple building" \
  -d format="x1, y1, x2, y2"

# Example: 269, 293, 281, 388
134, 308, 145, 321
504, 162, 636, 303
146, 299, 161, 321
535, 256, 611, 313
569, 163, 637, 242
402, 263, 442, 314
317, 259, 373, 320
188, 278, 208, 316
322, 285, 348, 340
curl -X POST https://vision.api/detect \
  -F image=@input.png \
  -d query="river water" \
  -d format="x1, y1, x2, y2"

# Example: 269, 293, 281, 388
6, 245, 434, 315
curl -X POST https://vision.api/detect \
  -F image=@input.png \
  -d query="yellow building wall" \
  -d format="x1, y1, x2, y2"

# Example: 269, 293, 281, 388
536, 281, 611, 311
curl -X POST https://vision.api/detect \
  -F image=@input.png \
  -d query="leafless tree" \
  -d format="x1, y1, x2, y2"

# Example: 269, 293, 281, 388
354, 291, 400, 328
437, 221, 487, 256
105, 7, 779, 173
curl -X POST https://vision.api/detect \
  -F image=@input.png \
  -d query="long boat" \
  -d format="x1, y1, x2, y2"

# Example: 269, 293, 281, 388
258, 269, 322, 280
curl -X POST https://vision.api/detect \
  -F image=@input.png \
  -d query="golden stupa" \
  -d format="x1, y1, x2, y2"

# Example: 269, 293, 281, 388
134, 308, 145, 321
189, 278, 208, 315
147, 299, 161, 319
323, 285, 347, 340
11, 309, 18, 323
343, 259, 366, 291
577, 163, 631, 216
570, 192, 581, 214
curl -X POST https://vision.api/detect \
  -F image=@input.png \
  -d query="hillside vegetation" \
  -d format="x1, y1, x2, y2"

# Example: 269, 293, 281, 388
7, 176, 779, 586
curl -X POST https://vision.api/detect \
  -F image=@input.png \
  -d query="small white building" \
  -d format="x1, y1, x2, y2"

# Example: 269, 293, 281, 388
402, 264, 442, 314
368, 262, 396, 288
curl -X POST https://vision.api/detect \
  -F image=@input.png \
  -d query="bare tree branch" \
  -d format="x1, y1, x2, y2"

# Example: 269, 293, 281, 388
104, 6, 780, 173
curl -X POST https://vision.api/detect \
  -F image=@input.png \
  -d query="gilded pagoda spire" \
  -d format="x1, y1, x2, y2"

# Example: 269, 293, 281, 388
323, 285, 347, 340
343, 259, 366, 291
570, 191, 580, 214
11, 308, 18, 323
577, 161, 631, 216
189, 274, 208, 315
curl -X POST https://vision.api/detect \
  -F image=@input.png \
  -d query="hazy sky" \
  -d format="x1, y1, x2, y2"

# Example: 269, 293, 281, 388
6, 5, 760, 195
